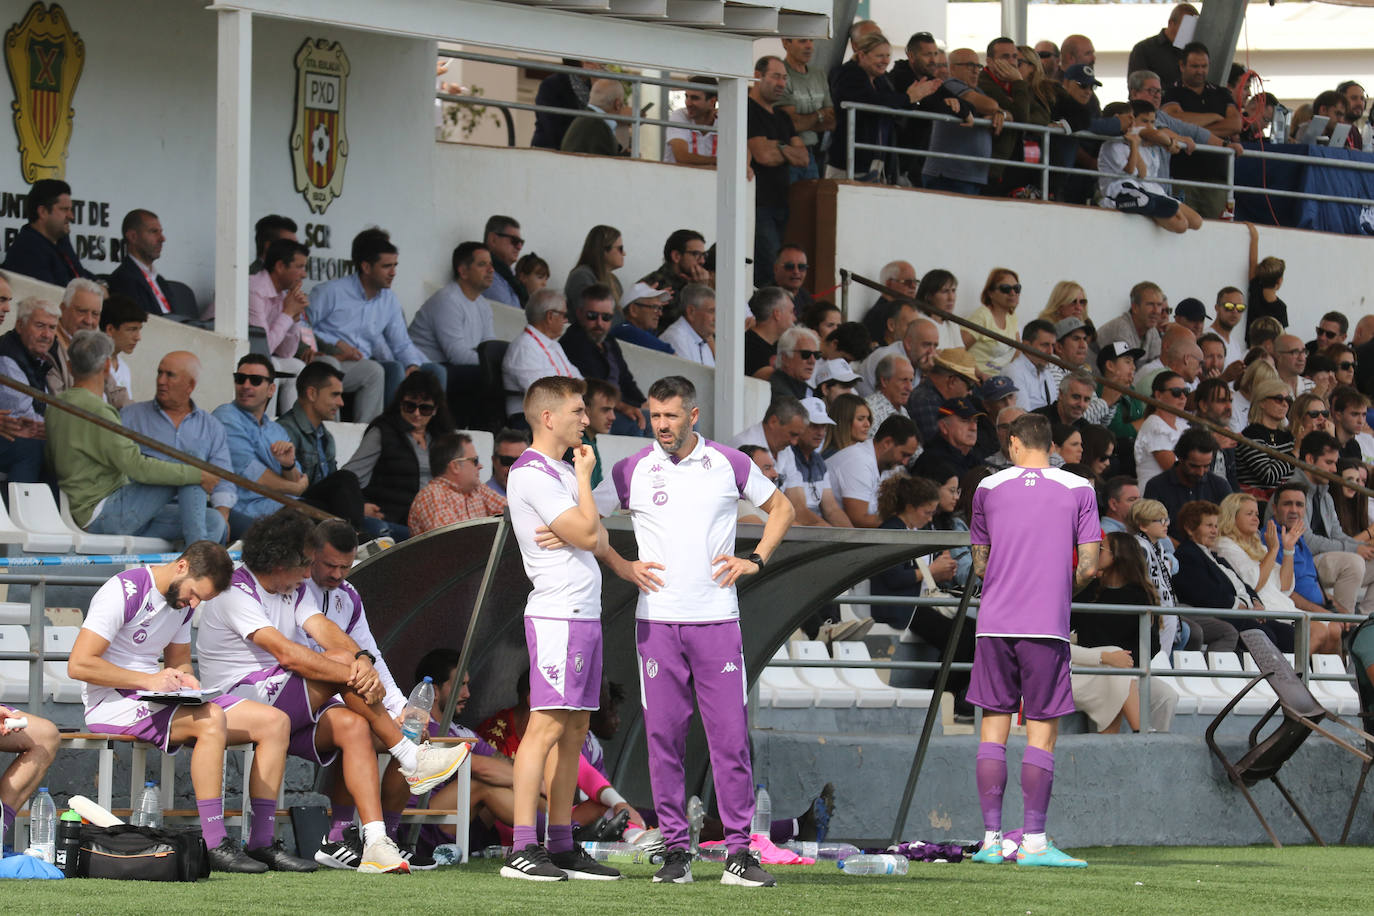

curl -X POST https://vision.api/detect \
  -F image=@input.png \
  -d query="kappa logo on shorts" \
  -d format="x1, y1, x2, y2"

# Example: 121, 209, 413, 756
721, 662, 739, 674
574, 652, 584, 674
265, 679, 283, 701
645, 658, 659, 678
652, 491, 669, 506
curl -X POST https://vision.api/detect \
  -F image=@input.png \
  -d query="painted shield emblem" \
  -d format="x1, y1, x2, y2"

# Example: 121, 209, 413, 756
645, 658, 658, 679
289, 37, 349, 214
574, 652, 584, 674
3, 3, 85, 181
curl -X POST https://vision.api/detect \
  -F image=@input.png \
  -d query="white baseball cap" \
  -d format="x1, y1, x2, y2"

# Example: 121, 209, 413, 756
800, 396, 834, 425
812, 358, 860, 387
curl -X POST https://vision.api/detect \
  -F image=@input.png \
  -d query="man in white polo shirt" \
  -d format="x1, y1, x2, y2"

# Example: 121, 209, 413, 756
66, 541, 312, 873
607, 375, 794, 887
827, 413, 920, 527
729, 396, 807, 492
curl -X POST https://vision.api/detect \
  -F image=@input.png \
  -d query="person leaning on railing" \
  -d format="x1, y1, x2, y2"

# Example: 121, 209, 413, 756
828, 32, 909, 183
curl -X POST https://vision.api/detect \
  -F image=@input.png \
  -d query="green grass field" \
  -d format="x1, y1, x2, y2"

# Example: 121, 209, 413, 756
0, 846, 1366, 915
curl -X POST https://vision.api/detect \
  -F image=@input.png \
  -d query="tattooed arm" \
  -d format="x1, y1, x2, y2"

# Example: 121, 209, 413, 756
1074, 542, 1101, 590
971, 544, 990, 578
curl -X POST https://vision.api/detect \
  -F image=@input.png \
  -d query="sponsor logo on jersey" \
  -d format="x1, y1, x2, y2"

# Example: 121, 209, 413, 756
132, 629, 148, 644
652, 491, 669, 506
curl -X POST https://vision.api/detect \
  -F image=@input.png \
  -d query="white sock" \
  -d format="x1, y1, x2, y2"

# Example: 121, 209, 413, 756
1023, 832, 1047, 853
982, 830, 1002, 849
389, 738, 419, 774
361, 820, 386, 847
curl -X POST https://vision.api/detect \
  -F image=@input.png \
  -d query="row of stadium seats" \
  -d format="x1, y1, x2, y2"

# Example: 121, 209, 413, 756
759, 640, 934, 709
0, 483, 174, 555
0, 624, 80, 704
1152, 650, 1360, 717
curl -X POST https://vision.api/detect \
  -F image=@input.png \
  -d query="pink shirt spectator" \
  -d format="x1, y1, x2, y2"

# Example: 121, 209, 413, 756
248, 269, 316, 358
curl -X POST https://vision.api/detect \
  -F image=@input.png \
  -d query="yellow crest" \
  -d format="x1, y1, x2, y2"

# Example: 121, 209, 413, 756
290, 38, 349, 215
3, 3, 84, 182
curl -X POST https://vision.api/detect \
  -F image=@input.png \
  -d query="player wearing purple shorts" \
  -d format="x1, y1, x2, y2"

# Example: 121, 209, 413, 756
500, 376, 649, 882
67, 542, 314, 873
196, 509, 470, 875
966, 413, 1100, 868
606, 376, 795, 887
0, 703, 58, 853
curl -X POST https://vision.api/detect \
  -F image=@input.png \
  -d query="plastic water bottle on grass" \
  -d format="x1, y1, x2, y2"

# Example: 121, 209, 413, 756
402, 677, 434, 743
838, 853, 908, 875
749, 784, 770, 836
30, 788, 56, 863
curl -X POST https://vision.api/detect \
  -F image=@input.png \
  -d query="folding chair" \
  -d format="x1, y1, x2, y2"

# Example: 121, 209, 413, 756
1206, 630, 1374, 848
1339, 650, 1374, 844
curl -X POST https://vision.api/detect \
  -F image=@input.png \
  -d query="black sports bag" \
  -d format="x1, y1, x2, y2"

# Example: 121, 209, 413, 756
77, 824, 210, 881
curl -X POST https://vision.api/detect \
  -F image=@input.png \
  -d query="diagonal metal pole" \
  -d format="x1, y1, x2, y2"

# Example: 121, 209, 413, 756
889, 573, 980, 845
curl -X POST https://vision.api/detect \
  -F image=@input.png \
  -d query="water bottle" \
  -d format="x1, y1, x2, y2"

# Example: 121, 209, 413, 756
30, 788, 56, 863
401, 677, 435, 744
136, 782, 163, 829
784, 840, 819, 859
432, 843, 463, 865
686, 795, 705, 853
56, 809, 83, 876
787, 841, 860, 861
695, 845, 728, 862
838, 853, 908, 875
749, 784, 770, 837
581, 841, 652, 864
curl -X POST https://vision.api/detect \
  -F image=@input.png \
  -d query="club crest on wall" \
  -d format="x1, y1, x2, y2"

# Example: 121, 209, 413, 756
4, 3, 84, 181
290, 37, 349, 214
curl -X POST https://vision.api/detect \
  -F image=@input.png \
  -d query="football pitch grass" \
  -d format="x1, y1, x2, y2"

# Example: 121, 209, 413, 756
0, 845, 1365, 915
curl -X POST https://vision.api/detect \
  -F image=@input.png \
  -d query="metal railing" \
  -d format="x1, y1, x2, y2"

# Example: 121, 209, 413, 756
763, 593, 1363, 731
436, 48, 716, 158
840, 100, 1374, 210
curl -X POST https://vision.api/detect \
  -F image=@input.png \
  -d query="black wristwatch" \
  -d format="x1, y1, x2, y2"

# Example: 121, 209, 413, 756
746, 552, 765, 570
354, 649, 376, 664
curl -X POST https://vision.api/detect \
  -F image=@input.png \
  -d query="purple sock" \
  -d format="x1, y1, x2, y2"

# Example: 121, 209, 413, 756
513, 824, 538, 849
248, 798, 277, 850
975, 742, 1008, 832
196, 798, 227, 848
328, 804, 356, 843
769, 818, 797, 843
1021, 746, 1056, 835
383, 810, 402, 840
2, 802, 15, 842
547, 823, 573, 854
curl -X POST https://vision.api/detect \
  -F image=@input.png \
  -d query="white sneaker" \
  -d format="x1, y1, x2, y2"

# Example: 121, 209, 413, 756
405, 741, 472, 795
357, 835, 410, 874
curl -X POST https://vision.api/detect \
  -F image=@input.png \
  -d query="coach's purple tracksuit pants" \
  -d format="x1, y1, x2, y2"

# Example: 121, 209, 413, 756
637, 620, 755, 853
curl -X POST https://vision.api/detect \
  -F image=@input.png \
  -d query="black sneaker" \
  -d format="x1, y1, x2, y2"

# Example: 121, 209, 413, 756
550, 844, 623, 880
207, 837, 269, 874
246, 838, 319, 872
596, 809, 631, 841
400, 845, 438, 871
721, 850, 776, 887
500, 843, 569, 882
796, 782, 836, 843
314, 826, 363, 870
652, 848, 693, 884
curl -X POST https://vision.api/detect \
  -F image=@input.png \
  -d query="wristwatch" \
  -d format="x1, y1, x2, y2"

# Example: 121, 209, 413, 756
354, 649, 376, 664
746, 552, 765, 570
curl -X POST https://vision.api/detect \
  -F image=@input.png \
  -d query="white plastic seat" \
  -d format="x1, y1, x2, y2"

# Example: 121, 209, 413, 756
0, 496, 30, 547
324, 420, 369, 468
790, 641, 857, 708
1170, 650, 1235, 715
1238, 653, 1282, 707
43, 625, 83, 703
757, 646, 816, 708
593, 435, 651, 480
1311, 654, 1361, 716
5, 483, 74, 553
53, 489, 135, 555
830, 640, 899, 708
0, 602, 30, 625
0, 624, 30, 703
1149, 652, 1199, 716
126, 533, 176, 554
455, 429, 495, 484
1206, 651, 1272, 715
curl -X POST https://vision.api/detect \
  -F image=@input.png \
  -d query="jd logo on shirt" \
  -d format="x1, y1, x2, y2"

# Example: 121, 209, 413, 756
652, 491, 669, 506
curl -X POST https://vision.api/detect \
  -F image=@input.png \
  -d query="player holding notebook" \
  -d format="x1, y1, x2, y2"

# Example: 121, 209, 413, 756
604, 375, 794, 887
501, 376, 650, 882
967, 412, 1100, 868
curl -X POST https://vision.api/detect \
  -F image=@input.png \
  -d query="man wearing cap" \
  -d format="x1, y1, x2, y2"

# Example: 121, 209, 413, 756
659, 283, 715, 367
1002, 319, 1059, 413
770, 326, 821, 401
1096, 281, 1164, 365
610, 282, 674, 354
1097, 341, 1147, 457
812, 358, 860, 404
912, 397, 989, 478
786, 397, 852, 527
1169, 298, 1208, 338
1046, 317, 1092, 392
559, 284, 648, 435
909, 347, 979, 445
974, 376, 1019, 457
865, 353, 915, 428
857, 312, 935, 398
830, 414, 921, 528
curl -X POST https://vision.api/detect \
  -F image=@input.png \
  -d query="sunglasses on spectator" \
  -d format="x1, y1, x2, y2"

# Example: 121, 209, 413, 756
233, 372, 271, 386
1219, 302, 1246, 312
401, 400, 436, 415
496, 232, 525, 248
1038, 50, 1056, 59
793, 349, 821, 360
996, 283, 1022, 294
780, 262, 809, 271
584, 311, 613, 322
450, 456, 482, 466
1268, 395, 1293, 404
1068, 297, 1088, 305
1305, 409, 1331, 419
495, 453, 519, 467
1161, 386, 1188, 397
1316, 328, 1341, 339
1340, 361, 1357, 371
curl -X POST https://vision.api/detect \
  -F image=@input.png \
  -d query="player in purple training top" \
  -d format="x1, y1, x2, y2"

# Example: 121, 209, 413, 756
607, 376, 795, 887
966, 413, 1100, 868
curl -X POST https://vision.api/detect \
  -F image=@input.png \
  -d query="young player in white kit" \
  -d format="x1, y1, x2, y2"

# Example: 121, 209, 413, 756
67, 541, 314, 872
607, 376, 795, 887
501, 376, 653, 882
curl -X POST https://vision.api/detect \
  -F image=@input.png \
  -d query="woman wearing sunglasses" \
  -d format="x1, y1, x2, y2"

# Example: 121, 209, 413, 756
1235, 378, 1295, 503
1288, 392, 1333, 461
343, 371, 456, 538
962, 267, 1021, 377
1132, 371, 1188, 491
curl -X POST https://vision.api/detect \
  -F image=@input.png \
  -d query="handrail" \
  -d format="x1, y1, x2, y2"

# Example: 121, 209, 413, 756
839, 100, 1374, 211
